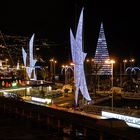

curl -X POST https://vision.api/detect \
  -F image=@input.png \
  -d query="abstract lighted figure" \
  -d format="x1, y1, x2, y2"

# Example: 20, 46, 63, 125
94, 23, 111, 75
22, 34, 37, 80
70, 8, 92, 105
126, 67, 140, 74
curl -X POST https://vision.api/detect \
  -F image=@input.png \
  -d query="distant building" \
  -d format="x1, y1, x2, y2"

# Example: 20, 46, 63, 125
94, 23, 111, 75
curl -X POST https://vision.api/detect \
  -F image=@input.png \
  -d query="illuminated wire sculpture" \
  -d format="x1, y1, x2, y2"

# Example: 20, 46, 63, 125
94, 23, 111, 75
70, 8, 92, 105
126, 67, 140, 74
22, 34, 37, 80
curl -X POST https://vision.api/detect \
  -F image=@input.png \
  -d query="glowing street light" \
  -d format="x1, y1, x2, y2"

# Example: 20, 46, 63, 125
70, 63, 75, 84
129, 58, 135, 67
85, 58, 94, 75
105, 59, 115, 111
129, 58, 135, 63
49, 59, 54, 76
86, 58, 94, 64
53, 60, 57, 76
62, 64, 74, 85
123, 59, 135, 74
62, 65, 68, 85
105, 59, 115, 87
49, 58, 57, 77
123, 59, 128, 74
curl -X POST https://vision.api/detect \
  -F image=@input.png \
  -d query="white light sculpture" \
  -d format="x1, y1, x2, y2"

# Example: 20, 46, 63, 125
22, 47, 27, 66
70, 8, 92, 105
94, 23, 111, 75
22, 34, 37, 80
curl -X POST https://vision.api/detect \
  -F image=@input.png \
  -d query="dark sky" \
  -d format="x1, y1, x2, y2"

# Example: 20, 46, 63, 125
1, 0, 140, 65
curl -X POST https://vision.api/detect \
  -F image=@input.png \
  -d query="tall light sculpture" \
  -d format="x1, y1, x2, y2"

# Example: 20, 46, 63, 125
70, 8, 92, 105
94, 23, 111, 75
22, 34, 37, 80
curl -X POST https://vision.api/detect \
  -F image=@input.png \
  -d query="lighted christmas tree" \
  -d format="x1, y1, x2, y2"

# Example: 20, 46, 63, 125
94, 23, 111, 75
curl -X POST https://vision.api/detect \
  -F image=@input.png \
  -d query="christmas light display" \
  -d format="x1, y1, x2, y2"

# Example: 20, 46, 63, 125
22, 34, 37, 80
70, 8, 92, 105
94, 23, 111, 75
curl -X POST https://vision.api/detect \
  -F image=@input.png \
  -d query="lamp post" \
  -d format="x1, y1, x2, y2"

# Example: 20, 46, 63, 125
49, 59, 53, 77
53, 60, 57, 76
49, 58, 57, 79
123, 59, 128, 74
129, 58, 135, 67
62, 64, 74, 85
70, 63, 75, 85
105, 59, 115, 111
62, 65, 68, 85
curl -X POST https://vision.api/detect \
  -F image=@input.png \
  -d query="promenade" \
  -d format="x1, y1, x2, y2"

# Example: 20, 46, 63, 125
0, 96, 140, 140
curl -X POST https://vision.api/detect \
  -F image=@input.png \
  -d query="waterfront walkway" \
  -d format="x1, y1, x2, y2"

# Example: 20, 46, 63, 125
0, 97, 140, 140
0, 113, 70, 140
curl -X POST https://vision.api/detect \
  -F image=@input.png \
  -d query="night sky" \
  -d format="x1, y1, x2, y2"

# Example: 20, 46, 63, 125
1, 0, 140, 65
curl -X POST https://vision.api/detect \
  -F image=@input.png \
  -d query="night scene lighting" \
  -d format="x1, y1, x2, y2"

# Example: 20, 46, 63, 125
0, 1, 140, 139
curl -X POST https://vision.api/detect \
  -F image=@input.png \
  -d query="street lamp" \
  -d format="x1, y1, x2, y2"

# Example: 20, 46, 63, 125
49, 58, 57, 78
49, 59, 53, 77
123, 59, 128, 74
70, 63, 76, 85
129, 58, 135, 67
62, 65, 68, 85
86, 58, 94, 66
53, 60, 57, 76
62, 64, 74, 85
105, 59, 115, 111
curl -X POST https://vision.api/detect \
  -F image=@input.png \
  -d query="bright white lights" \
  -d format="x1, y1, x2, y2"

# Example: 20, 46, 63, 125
102, 111, 140, 129
0, 87, 32, 92
22, 34, 37, 80
22, 47, 27, 66
70, 8, 92, 105
31, 97, 52, 104
94, 23, 111, 75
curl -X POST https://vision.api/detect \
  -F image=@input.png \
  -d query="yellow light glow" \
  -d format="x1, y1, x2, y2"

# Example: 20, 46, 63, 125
130, 59, 135, 62
70, 63, 75, 66
123, 59, 128, 63
105, 59, 115, 64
